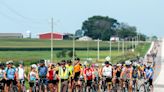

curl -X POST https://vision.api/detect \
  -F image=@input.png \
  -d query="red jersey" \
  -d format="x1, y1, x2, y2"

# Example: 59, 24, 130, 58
48, 69, 54, 80
83, 68, 94, 80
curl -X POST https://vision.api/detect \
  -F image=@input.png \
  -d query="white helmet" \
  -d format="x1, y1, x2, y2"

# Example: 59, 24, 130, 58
84, 61, 88, 65
31, 64, 37, 69
133, 62, 138, 66
105, 56, 111, 61
125, 60, 131, 65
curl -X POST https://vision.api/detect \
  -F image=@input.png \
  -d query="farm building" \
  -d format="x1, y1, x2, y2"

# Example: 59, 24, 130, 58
110, 36, 119, 42
0, 33, 23, 39
78, 36, 92, 41
39, 33, 63, 40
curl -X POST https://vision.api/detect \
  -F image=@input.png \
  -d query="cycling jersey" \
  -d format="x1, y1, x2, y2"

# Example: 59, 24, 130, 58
38, 66, 48, 77
66, 65, 73, 75
74, 63, 81, 73
145, 68, 153, 79
0, 69, 4, 80
102, 66, 112, 78
5, 67, 16, 80
17, 67, 25, 80
83, 68, 94, 80
122, 67, 133, 80
29, 71, 37, 82
132, 67, 139, 78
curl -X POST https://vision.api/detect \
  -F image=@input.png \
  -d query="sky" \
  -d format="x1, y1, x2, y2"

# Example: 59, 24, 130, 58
0, 0, 163, 38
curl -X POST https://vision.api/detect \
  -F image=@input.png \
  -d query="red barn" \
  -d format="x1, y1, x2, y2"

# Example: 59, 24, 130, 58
39, 33, 63, 40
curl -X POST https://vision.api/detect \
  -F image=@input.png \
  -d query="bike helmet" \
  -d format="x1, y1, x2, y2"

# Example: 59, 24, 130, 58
8, 60, 14, 64
31, 64, 37, 69
125, 60, 131, 66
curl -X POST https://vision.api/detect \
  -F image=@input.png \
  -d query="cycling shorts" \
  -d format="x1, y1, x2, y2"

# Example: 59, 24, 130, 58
74, 72, 80, 81
6, 79, 17, 86
87, 80, 92, 86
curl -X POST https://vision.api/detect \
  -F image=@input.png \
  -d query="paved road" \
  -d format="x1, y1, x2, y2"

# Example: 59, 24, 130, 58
154, 39, 164, 91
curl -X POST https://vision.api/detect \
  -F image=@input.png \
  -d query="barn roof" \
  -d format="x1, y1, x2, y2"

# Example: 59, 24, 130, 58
0, 33, 23, 37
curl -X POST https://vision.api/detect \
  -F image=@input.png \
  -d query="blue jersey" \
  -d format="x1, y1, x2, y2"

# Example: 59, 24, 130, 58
5, 67, 16, 80
38, 66, 47, 77
145, 68, 153, 79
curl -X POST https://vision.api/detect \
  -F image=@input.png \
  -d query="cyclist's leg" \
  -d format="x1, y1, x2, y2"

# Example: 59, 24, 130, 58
107, 78, 112, 92
29, 82, 34, 92
48, 80, 54, 92
128, 79, 133, 92
6, 80, 12, 92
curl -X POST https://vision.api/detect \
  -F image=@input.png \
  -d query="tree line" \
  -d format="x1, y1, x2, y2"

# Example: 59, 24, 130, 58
75, 16, 147, 41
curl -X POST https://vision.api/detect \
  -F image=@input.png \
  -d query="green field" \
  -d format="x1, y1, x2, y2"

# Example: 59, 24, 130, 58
0, 39, 151, 65
0, 38, 134, 48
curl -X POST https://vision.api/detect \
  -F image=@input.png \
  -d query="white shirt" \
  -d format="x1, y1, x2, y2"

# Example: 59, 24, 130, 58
102, 66, 112, 77
18, 67, 25, 80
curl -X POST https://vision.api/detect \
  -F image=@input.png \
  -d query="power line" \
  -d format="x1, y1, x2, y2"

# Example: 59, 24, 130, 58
0, 0, 48, 24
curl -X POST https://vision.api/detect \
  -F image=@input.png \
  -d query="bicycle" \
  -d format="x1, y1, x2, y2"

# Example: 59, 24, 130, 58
0, 80, 5, 92
112, 77, 121, 92
138, 79, 152, 92
31, 79, 39, 92
132, 78, 138, 92
19, 79, 26, 92
9, 80, 18, 92
122, 79, 131, 92
39, 78, 47, 92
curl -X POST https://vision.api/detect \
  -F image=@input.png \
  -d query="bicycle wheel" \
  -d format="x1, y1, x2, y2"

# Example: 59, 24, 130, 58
138, 84, 146, 92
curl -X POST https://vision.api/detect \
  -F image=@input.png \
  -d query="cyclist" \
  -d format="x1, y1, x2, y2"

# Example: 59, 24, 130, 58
38, 59, 48, 92
0, 63, 5, 92
113, 63, 122, 89
58, 60, 70, 92
17, 61, 26, 92
66, 60, 74, 92
83, 63, 95, 92
102, 61, 113, 92
120, 60, 133, 92
28, 64, 39, 92
4, 61, 17, 92
73, 57, 82, 91
47, 63, 58, 92
144, 64, 154, 88
132, 62, 140, 91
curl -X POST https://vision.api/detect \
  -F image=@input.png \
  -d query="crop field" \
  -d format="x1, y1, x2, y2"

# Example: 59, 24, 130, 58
0, 39, 151, 65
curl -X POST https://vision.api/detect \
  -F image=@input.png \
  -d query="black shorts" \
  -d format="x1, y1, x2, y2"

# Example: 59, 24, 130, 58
106, 77, 112, 84
87, 80, 92, 86
74, 72, 80, 81
6, 79, 17, 86
0, 79, 6, 89
149, 79, 153, 86
29, 82, 34, 87
48, 80, 57, 84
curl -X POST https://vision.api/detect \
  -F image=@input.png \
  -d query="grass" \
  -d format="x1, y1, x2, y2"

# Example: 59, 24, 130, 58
0, 38, 134, 48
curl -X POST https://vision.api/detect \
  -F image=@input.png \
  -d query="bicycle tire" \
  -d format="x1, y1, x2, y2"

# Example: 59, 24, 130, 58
138, 84, 146, 92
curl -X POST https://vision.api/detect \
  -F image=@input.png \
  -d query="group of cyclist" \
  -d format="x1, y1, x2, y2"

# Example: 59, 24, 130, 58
0, 42, 159, 92
0, 56, 154, 92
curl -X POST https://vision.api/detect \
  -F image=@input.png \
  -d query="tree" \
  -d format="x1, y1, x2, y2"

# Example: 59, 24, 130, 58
75, 29, 84, 37
82, 16, 119, 40
116, 23, 137, 39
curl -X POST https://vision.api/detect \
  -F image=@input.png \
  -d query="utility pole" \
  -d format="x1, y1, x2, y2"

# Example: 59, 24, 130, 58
97, 39, 100, 60
51, 18, 54, 62
122, 39, 125, 54
110, 40, 112, 57
73, 34, 75, 61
